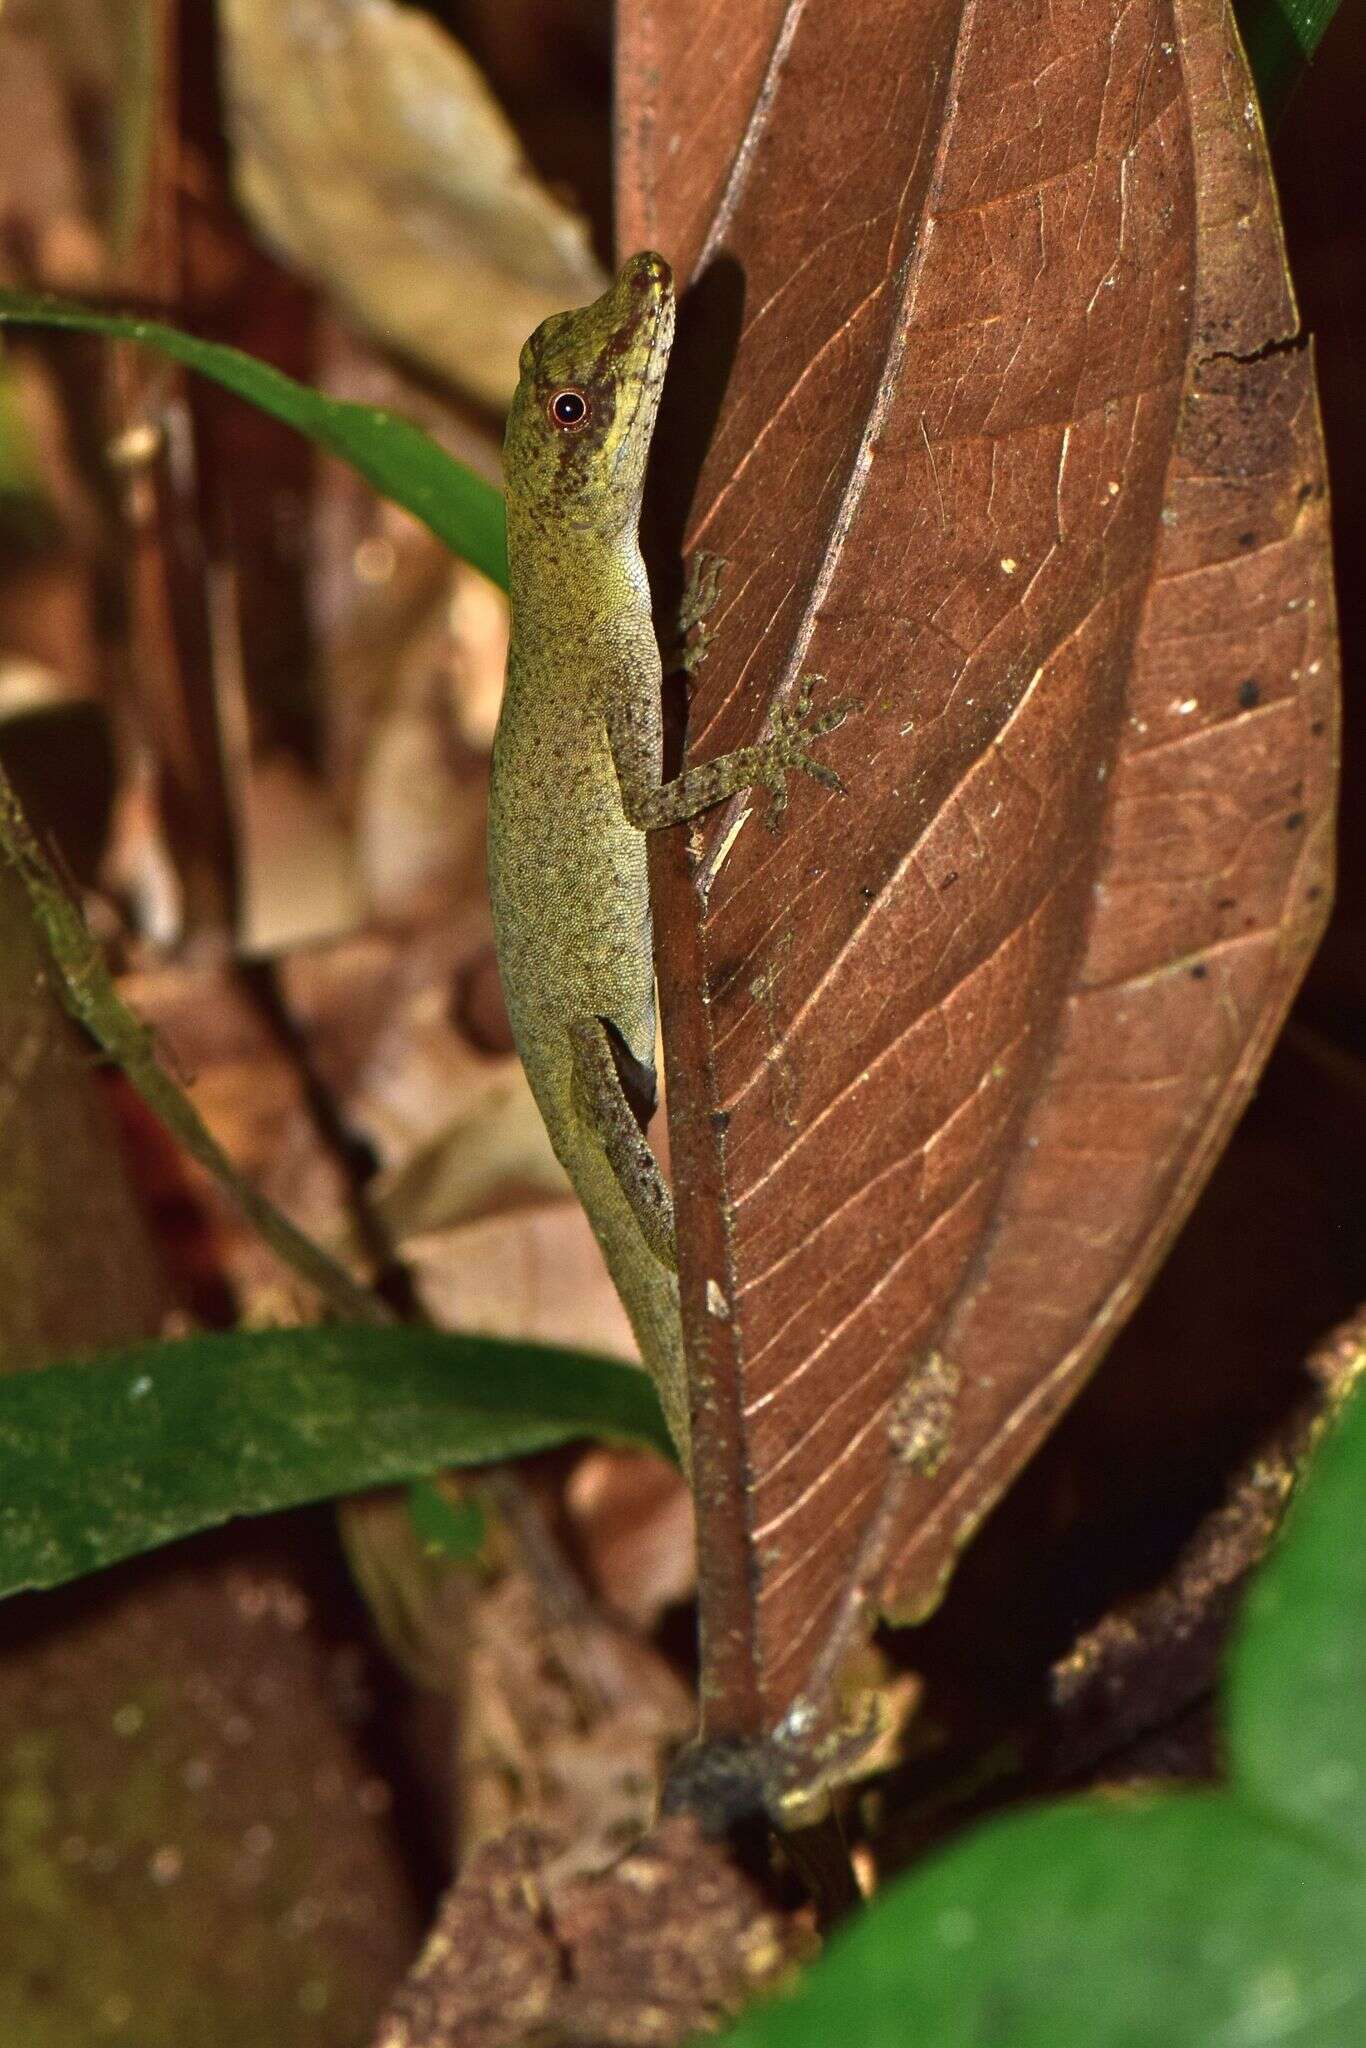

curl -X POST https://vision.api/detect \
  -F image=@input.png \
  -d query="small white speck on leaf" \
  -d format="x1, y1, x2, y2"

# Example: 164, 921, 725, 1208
936, 1907, 977, 1949
777, 1697, 817, 1739
1311, 1759, 1358, 1803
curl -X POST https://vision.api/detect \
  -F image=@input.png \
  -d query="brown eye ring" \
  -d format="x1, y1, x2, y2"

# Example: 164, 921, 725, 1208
548, 387, 591, 431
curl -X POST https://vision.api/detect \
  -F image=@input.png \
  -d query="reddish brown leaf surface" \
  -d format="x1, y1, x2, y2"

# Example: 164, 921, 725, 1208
619, 0, 1338, 1760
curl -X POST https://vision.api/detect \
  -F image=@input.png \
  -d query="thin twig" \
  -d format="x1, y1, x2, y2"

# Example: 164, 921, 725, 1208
0, 759, 391, 1330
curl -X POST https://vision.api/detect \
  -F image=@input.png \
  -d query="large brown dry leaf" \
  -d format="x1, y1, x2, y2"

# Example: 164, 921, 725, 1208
619, 0, 1338, 1758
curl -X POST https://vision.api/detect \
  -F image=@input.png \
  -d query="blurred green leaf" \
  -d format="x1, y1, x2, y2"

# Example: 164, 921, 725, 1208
0, 291, 507, 588
0, 353, 39, 497
0, 349, 55, 545
405, 1477, 487, 1561
0, 1325, 671, 1597
713, 1386, 1366, 2047
1238, 0, 1343, 124
1228, 1381, 1366, 1861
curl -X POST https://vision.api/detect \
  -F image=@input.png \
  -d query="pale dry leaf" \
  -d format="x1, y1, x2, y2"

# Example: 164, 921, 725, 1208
404, 1208, 637, 1365
219, 0, 608, 408
238, 752, 366, 955
566, 1448, 697, 1630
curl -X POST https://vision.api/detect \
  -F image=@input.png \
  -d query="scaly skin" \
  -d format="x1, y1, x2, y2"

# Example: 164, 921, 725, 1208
489, 253, 846, 1466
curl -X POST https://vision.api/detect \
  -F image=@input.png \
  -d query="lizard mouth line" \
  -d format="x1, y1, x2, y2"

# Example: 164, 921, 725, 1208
609, 285, 674, 493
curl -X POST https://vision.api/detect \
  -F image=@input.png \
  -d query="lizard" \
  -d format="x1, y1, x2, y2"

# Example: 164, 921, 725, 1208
487, 249, 848, 1469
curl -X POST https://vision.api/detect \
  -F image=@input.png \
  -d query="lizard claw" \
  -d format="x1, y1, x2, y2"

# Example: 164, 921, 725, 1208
758, 674, 854, 830
685, 550, 727, 625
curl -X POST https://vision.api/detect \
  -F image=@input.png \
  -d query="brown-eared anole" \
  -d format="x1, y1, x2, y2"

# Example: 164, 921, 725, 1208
489, 252, 847, 1467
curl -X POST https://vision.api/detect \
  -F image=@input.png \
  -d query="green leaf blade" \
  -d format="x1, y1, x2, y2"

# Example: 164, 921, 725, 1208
406, 1479, 487, 1561
721, 1799, 1356, 2048
0, 291, 507, 589
0, 1326, 671, 1597
1228, 1389, 1366, 1862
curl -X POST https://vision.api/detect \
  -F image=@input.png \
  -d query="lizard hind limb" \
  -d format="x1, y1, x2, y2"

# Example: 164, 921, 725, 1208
568, 1015, 678, 1274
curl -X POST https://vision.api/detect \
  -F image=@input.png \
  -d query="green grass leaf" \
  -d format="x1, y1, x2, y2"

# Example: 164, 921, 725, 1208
0, 291, 507, 589
0, 1325, 671, 1597
714, 1386, 1366, 2047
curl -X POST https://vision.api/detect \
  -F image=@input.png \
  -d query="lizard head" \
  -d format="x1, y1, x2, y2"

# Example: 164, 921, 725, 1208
503, 251, 676, 538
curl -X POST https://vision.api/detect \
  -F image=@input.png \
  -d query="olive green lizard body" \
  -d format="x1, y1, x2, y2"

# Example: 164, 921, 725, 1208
488, 252, 845, 1466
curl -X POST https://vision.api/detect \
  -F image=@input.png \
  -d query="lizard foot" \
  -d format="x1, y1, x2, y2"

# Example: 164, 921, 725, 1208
666, 550, 729, 675
759, 673, 854, 828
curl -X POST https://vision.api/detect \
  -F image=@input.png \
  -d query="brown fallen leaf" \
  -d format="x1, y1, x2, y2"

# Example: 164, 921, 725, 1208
566, 1448, 697, 1632
620, 0, 1338, 1778
120, 900, 637, 1362
0, 10, 107, 290
0, 866, 166, 1364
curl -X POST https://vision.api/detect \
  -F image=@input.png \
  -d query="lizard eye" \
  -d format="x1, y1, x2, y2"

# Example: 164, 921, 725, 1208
548, 387, 591, 431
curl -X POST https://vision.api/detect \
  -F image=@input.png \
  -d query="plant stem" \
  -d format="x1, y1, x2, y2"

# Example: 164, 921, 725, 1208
0, 761, 390, 1329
